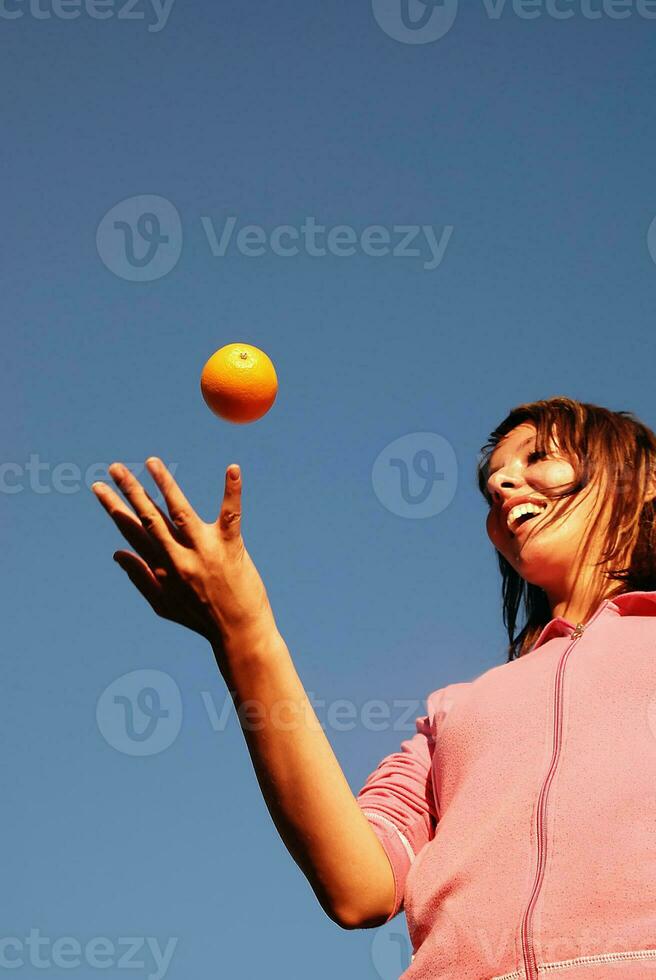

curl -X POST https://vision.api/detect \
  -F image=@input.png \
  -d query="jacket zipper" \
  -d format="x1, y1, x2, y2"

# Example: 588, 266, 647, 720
519, 600, 611, 980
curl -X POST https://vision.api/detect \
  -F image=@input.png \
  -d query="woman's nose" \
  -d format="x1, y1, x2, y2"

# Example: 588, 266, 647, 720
487, 469, 522, 503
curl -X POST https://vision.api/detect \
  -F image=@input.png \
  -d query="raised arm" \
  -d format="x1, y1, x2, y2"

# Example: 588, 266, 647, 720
91, 459, 394, 928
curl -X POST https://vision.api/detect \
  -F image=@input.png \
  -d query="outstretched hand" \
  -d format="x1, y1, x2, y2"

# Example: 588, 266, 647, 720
91, 458, 277, 657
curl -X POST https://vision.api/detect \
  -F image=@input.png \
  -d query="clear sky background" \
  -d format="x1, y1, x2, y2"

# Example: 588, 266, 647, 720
3, 2, 656, 977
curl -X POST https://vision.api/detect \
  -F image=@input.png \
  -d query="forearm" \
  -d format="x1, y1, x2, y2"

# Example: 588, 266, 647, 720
212, 626, 395, 928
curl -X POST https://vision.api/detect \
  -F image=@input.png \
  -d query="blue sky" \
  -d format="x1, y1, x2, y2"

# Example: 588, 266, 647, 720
3, 2, 656, 977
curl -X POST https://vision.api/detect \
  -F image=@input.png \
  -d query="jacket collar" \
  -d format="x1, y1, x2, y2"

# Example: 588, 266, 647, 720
530, 590, 656, 653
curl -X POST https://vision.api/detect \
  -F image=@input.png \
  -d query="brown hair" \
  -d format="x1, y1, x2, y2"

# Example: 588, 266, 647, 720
476, 396, 656, 662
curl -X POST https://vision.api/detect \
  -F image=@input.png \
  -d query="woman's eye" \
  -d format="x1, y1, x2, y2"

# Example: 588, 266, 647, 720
527, 451, 547, 464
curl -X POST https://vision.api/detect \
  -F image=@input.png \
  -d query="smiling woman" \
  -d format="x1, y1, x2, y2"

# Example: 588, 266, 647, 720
90, 394, 656, 979
476, 396, 656, 660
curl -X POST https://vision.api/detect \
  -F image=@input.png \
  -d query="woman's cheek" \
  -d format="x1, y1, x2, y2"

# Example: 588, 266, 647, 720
541, 460, 576, 492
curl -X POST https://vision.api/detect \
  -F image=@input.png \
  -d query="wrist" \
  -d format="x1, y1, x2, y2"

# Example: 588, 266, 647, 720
211, 616, 284, 670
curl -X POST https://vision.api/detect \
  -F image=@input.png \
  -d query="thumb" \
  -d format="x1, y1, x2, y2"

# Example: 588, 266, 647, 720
217, 464, 242, 541
113, 551, 164, 611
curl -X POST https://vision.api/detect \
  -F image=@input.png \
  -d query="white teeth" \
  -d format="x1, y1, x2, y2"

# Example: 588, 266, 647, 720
507, 501, 546, 531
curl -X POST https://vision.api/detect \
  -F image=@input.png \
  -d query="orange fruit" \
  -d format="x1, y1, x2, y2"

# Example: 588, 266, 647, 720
200, 343, 278, 424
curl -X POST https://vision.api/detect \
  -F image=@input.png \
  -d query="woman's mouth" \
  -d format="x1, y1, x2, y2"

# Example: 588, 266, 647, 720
511, 513, 540, 538
507, 502, 548, 538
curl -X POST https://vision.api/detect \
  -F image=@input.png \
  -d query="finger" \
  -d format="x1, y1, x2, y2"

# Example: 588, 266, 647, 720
145, 457, 202, 541
217, 464, 242, 542
91, 482, 163, 565
108, 462, 177, 551
113, 550, 166, 614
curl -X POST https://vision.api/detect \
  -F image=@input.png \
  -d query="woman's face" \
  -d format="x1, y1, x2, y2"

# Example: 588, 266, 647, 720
484, 421, 608, 598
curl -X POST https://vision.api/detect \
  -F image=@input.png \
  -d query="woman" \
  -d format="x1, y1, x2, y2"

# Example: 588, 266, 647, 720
92, 396, 656, 979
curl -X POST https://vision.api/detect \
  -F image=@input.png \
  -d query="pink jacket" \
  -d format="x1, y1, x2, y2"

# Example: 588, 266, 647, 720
356, 590, 656, 979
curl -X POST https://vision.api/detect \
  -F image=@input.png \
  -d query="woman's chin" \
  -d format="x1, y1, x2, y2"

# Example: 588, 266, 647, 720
511, 537, 560, 582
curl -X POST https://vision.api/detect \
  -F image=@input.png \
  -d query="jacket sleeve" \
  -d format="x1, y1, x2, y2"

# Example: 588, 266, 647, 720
355, 707, 438, 923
